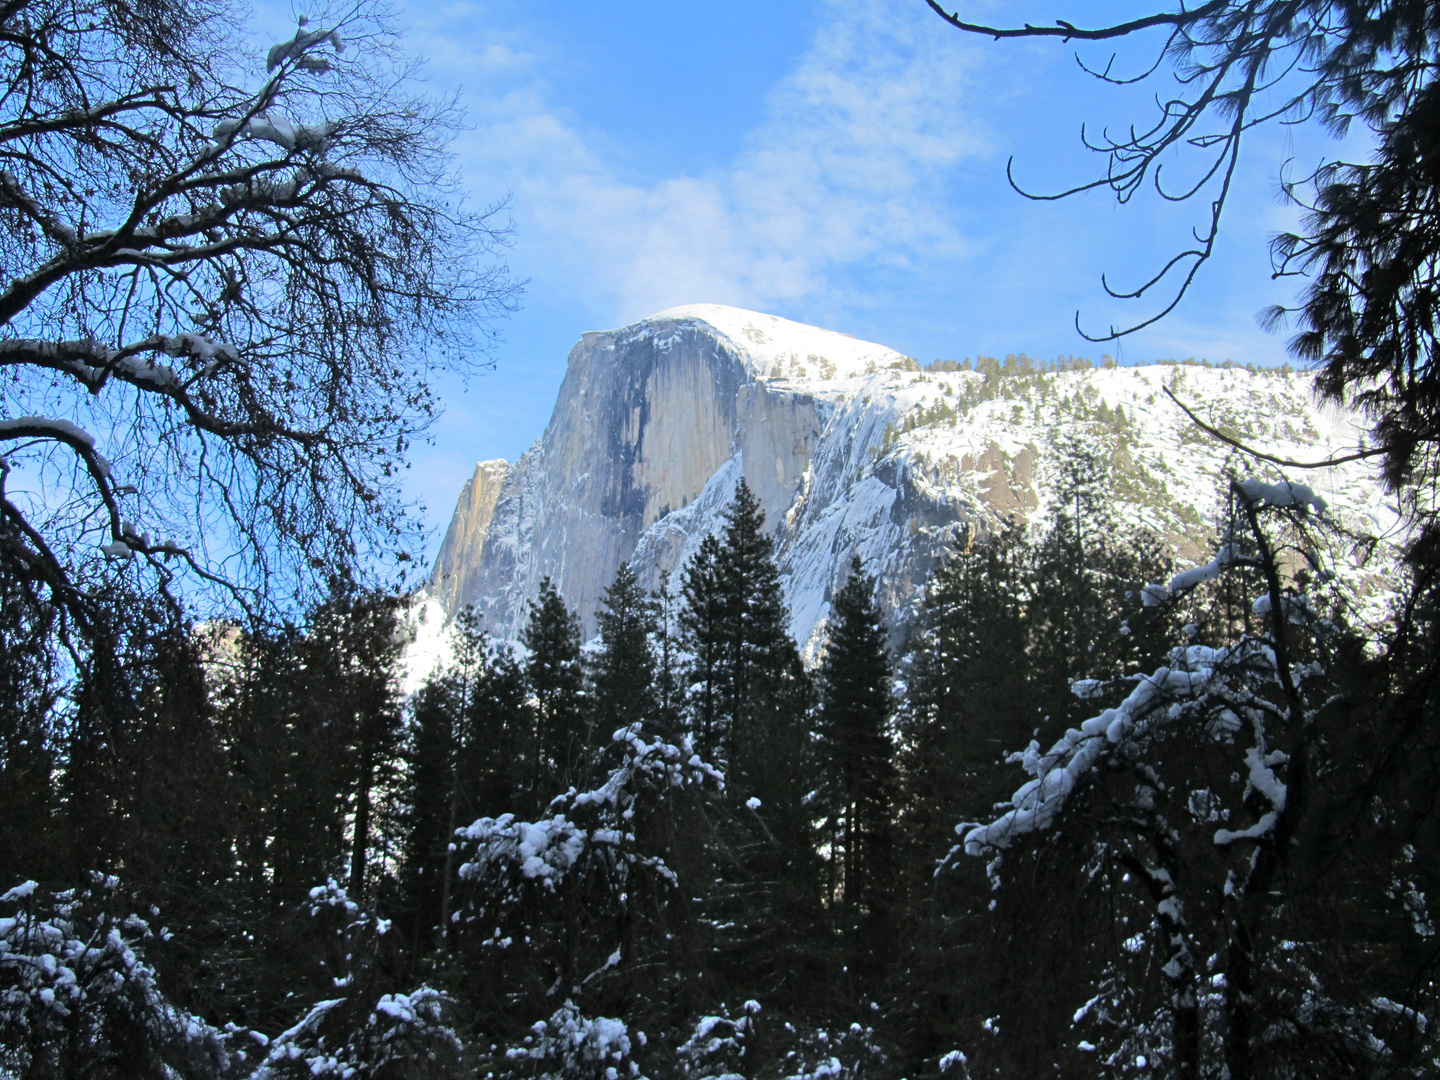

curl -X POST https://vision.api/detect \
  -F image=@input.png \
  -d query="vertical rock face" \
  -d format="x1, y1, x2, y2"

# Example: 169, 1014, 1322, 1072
431, 309, 848, 645
431, 305, 1394, 656
430, 459, 511, 611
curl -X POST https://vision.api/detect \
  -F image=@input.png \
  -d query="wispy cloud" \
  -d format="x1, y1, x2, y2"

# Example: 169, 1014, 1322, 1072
424, 0, 989, 325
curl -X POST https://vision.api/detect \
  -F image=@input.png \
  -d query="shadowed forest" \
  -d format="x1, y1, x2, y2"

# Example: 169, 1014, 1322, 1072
6, 453, 1437, 1077
3, 0, 1440, 1076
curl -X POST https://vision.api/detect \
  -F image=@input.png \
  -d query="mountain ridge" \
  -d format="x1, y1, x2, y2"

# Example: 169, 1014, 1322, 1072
426, 305, 1395, 662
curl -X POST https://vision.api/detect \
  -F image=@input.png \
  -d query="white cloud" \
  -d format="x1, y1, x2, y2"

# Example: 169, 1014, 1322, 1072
437, 0, 989, 325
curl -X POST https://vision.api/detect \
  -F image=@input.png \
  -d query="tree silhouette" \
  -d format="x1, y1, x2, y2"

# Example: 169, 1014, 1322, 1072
814, 557, 897, 989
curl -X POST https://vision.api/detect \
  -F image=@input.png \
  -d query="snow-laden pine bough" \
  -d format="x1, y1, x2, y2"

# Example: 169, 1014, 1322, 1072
245, 878, 462, 1079
456, 723, 722, 903
0, 873, 464, 1079
503, 999, 650, 1080
0, 874, 235, 1076
676, 999, 762, 1078
946, 478, 1437, 1079
0, 0, 516, 637
453, 723, 723, 1066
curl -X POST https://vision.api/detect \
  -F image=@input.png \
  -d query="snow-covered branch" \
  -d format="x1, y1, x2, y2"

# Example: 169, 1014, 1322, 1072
503, 1000, 649, 1080
0, 876, 239, 1074
958, 621, 1316, 865
961, 643, 1248, 856
949, 490, 1367, 1075
0, 0, 517, 621
458, 724, 721, 900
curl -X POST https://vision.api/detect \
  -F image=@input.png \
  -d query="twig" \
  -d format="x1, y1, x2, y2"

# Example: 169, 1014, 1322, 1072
1162, 386, 1388, 469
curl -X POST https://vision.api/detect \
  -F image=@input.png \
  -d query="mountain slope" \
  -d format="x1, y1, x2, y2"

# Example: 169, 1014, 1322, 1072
428, 305, 1396, 659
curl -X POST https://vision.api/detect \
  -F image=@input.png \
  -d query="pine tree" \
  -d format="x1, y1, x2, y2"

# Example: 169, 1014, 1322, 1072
813, 558, 897, 991
715, 478, 801, 789
401, 679, 460, 955
522, 578, 587, 798
899, 523, 1032, 865
679, 479, 820, 1003
1027, 445, 1174, 733
889, 456, 1177, 1075
32, 596, 242, 1024
590, 562, 658, 735
892, 524, 1034, 1071
307, 590, 405, 902
652, 578, 684, 738
400, 607, 490, 955
1026, 444, 1110, 721
223, 621, 343, 911
0, 572, 61, 888
460, 641, 528, 820
120, 624, 239, 1022
210, 589, 405, 1029
678, 534, 727, 760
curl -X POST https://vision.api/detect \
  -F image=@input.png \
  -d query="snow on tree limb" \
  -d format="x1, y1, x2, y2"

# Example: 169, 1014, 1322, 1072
961, 644, 1234, 856
1235, 478, 1328, 515
265, 25, 345, 73
0, 416, 96, 449
0, 0, 518, 624
0, 875, 240, 1073
960, 633, 1304, 861
457, 724, 720, 896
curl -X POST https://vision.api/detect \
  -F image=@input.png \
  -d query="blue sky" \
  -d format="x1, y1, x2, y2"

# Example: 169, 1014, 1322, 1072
258, 2, 1362, 554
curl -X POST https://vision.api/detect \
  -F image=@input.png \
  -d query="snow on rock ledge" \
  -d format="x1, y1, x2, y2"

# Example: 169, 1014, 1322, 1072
427, 305, 1394, 660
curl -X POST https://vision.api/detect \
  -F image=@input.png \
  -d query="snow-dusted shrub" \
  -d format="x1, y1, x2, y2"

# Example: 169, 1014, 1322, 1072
453, 724, 722, 1074
454, 723, 720, 987
243, 880, 462, 1079
676, 1000, 761, 1079
936, 1049, 971, 1077
0, 875, 236, 1079
247, 986, 461, 1079
458, 723, 721, 902
778, 1021, 889, 1080
0, 873, 460, 1080
502, 999, 648, 1080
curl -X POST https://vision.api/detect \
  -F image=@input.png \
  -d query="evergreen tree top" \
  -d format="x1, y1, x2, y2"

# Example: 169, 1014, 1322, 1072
719, 479, 788, 641
722, 479, 769, 554
523, 579, 581, 658
819, 558, 892, 721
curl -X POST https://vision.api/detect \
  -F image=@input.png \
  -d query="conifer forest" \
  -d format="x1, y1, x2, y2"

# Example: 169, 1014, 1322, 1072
3, 1, 1440, 1078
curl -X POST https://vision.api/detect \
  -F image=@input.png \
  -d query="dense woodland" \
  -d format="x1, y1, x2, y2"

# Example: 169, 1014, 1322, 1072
4, 0, 1440, 1075
4, 446, 1437, 1078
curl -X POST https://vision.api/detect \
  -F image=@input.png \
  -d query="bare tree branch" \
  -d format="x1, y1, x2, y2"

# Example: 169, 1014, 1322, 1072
924, 1, 1419, 339
1163, 384, 1394, 467
923, 1, 1229, 42
0, 0, 519, 631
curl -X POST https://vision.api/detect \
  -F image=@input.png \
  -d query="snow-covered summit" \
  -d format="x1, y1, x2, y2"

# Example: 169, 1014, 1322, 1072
426, 306, 1395, 668
646, 304, 908, 386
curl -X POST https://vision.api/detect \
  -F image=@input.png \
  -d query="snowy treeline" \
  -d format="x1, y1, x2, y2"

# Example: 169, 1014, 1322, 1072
4, 444, 1431, 1078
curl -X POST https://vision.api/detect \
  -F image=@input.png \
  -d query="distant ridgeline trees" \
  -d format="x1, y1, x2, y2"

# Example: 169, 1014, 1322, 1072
11, 428, 1426, 1077
871, 354, 1307, 463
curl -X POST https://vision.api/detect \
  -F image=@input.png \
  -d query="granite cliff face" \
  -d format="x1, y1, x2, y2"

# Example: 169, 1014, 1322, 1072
431, 459, 510, 614
429, 305, 1393, 657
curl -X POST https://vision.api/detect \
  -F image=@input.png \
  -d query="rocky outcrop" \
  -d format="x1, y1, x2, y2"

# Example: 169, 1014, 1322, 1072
430, 459, 511, 611
430, 310, 852, 645
430, 305, 1394, 657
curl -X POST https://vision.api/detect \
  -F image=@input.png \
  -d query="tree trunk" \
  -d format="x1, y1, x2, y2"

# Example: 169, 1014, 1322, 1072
350, 727, 376, 898
439, 773, 459, 943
